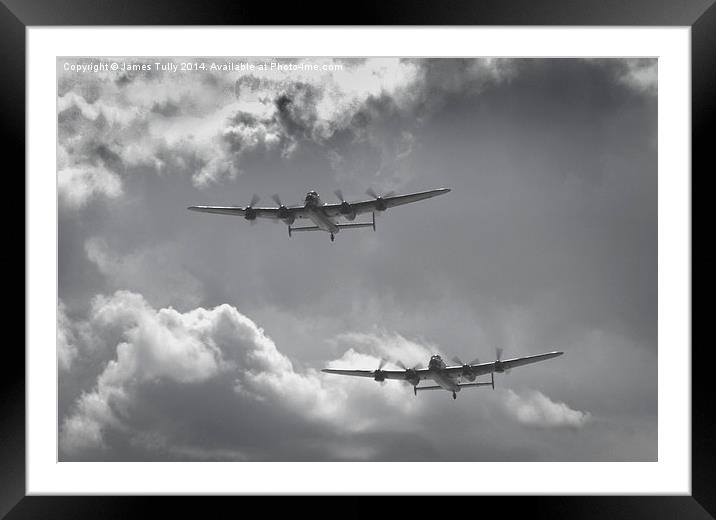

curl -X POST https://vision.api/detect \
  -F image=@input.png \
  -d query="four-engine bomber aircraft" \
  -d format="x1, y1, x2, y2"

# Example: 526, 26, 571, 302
188, 188, 451, 241
322, 349, 563, 399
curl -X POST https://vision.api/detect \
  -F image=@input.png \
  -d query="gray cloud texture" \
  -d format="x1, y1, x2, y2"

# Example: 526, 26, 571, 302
58, 58, 657, 461
59, 290, 593, 461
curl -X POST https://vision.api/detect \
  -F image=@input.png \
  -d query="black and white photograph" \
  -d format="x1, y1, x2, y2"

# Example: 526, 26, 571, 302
57, 56, 657, 462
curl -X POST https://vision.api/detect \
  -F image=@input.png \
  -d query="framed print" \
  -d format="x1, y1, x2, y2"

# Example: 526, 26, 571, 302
5, 0, 708, 517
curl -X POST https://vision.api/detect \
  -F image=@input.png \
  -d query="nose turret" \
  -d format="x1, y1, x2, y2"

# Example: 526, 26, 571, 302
305, 191, 320, 206
428, 355, 443, 370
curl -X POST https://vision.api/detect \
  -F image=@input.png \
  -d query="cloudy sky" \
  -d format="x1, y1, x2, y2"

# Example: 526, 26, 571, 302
57, 57, 657, 461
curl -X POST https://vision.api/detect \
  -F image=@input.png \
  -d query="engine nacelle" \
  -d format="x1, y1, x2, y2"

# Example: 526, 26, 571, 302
339, 202, 356, 220
374, 371, 386, 382
244, 208, 257, 221
281, 215, 295, 225
403, 368, 420, 387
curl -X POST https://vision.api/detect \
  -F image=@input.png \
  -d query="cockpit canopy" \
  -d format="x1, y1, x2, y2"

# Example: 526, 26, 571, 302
429, 355, 444, 369
305, 191, 320, 205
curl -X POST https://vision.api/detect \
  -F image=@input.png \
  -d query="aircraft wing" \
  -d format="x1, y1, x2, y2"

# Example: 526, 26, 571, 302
187, 205, 306, 220
322, 188, 451, 217
442, 351, 564, 377
322, 368, 431, 382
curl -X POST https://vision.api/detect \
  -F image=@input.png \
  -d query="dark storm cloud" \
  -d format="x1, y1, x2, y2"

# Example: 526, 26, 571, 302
229, 73, 414, 181
150, 100, 182, 117
221, 81, 323, 157
273, 83, 320, 140
58, 58, 657, 461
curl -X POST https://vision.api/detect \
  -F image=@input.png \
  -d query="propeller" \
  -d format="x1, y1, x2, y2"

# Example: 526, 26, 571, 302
272, 193, 293, 222
395, 360, 424, 371
395, 360, 422, 387
334, 189, 355, 217
373, 358, 388, 383
494, 347, 510, 373
452, 356, 481, 381
243, 194, 260, 222
452, 355, 481, 367
366, 188, 395, 212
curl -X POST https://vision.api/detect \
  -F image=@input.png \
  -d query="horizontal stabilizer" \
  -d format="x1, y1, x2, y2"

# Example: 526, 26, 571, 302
458, 382, 493, 389
415, 382, 493, 393
414, 385, 443, 392
337, 212, 375, 231
336, 222, 374, 230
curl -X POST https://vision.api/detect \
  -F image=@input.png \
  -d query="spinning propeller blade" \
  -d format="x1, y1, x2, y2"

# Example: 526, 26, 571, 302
495, 347, 510, 373
395, 359, 422, 371
373, 358, 388, 385
452, 355, 480, 367
244, 194, 261, 224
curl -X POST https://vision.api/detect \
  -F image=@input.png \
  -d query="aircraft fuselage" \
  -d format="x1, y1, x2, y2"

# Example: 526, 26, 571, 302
304, 193, 340, 233
428, 355, 462, 393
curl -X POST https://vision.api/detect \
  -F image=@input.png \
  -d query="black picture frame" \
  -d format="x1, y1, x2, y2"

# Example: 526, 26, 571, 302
5, 0, 707, 517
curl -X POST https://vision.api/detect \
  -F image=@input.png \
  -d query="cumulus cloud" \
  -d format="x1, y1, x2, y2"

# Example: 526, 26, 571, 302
60, 290, 598, 461
238, 58, 516, 189
502, 389, 591, 429
57, 57, 653, 203
58, 164, 123, 209
57, 58, 516, 197
617, 59, 657, 95
58, 63, 238, 193
57, 301, 78, 371
582, 58, 657, 96
328, 330, 437, 370
59, 291, 424, 460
